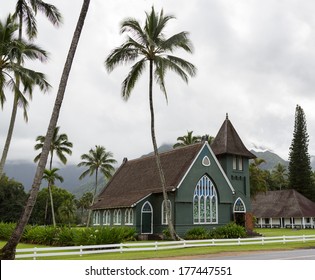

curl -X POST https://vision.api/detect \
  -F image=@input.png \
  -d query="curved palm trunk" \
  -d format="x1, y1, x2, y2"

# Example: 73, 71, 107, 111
86, 168, 98, 227
148, 61, 177, 240
0, 94, 19, 178
0, 0, 90, 260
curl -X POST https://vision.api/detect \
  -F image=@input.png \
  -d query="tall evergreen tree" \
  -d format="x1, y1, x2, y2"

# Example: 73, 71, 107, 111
288, 105, 315, 201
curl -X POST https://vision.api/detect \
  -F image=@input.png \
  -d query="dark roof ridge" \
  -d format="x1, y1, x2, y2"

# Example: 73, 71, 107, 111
127, 142, 204, 163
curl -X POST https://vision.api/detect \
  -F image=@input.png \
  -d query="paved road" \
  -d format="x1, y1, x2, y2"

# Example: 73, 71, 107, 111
198, 249, 315, 260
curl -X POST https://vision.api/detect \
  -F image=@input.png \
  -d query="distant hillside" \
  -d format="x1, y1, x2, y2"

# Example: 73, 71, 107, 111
250, 150, 289, 170
4, 161, 93, 197
4, 147, 314, 197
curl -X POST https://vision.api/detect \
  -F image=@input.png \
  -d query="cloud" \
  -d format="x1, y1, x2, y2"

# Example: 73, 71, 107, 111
1, 0, 315, 167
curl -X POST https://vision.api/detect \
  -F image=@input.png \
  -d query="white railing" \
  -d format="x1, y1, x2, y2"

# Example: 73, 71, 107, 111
15, 234, 315, 259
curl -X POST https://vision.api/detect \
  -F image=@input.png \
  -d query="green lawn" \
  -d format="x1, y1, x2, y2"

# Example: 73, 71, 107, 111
1, 228, 315, 260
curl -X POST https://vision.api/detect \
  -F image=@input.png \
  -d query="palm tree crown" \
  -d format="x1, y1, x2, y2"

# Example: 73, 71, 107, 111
105, 6, 197, 100
78, 145, 117, 181
0, 14, 50, 112
34, 126, 73, 169
14, 0, 62, 40
78, 145, 116, 226
173, 131, 201, 148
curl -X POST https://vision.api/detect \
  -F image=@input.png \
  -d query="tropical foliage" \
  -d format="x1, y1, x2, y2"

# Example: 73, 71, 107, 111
0, 0, 90, 259
29, 186, 76, 225
34, 126, 73, 169
173, 131, 201, 148
0, 223, 136, 246
0, 175, 27, 222
0, 14, 50, 177
105, 6, 196, 240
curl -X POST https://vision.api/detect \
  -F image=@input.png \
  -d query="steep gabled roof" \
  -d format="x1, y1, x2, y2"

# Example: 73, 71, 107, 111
91, 143, 204, 209
211, 114, 256, 158
251, 189, 315, 218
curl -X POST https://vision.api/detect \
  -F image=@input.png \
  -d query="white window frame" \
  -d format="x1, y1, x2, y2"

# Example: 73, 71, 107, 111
113, 209, 121, 225
124, 208, 134, 225
93, 210, 100, 225
233, 197, 246, 213
103, 210, 110, 225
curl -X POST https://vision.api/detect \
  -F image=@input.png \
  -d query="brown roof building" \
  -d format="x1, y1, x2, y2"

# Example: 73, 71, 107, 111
252, 190, 315, 228
91, 115, 255, 236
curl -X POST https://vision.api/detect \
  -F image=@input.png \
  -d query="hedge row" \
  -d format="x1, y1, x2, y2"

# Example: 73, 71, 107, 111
0, 223, 136, 246
184, 223, 247, 240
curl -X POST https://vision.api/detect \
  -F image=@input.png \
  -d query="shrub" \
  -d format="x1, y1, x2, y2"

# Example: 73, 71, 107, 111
184, 227, 208, 240
209, 223, 247, 239
0, 222, 16, 240
184, 223, 247, 240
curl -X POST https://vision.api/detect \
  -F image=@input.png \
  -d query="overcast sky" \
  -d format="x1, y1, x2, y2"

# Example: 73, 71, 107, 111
1, 0, 315, 168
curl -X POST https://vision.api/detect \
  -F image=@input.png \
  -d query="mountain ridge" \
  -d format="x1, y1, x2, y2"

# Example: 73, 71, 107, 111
3, 145, 314, 198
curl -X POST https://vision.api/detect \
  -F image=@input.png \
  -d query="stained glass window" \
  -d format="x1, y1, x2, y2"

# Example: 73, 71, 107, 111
193, 175, 218, 224
234, 198, 246, 212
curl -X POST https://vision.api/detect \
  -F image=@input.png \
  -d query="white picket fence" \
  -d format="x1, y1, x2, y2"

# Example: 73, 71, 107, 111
15, 234, 315, 259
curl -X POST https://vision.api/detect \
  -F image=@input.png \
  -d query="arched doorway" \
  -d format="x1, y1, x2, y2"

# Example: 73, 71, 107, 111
233, 198, 246, 227
141, 201, 153, 234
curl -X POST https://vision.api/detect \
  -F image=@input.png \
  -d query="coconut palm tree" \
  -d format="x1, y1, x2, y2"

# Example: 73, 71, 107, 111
78, 145, 117, 226
105, 7, 196, 240
34, 126, 72, 227
42, 168, 64, 226
173, 131, 201, 148
34, 126, 73, 169
0, 0, 90, 260
0, 14, 50, 177
0, 1, 62, 178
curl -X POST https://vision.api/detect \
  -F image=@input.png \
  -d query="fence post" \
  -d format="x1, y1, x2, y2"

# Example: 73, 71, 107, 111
303, 235, 305, 243
155, 241, 158, 251
283, 235, 286, 244
212, 239, 214, 246
80, 245, 83, 256
238, 238, 241, 245
120, 243, 123, 253
33, 247, 37, 260
261, 237, 264, 245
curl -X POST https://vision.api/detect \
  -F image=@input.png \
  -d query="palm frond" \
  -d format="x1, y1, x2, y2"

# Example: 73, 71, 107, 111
121, 58, 146, 100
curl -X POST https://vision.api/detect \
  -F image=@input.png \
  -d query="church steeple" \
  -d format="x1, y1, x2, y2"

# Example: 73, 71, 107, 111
211, 114, 255, 159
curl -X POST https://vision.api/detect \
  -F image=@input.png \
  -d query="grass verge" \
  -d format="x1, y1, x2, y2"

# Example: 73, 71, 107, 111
1, 228, 315, 260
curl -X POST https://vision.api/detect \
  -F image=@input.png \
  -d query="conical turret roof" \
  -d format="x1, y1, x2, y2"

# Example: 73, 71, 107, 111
211, 114, 256, 158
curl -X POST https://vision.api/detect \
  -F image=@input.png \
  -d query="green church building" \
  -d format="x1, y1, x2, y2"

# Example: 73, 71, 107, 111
91, 115, 255, 238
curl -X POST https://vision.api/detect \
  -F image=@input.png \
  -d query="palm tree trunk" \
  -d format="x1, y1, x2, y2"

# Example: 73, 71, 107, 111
48, 183, 56, 227
0, 11, 24, 179
0, 94, 18, 178
148, 60, 177, 240
48, 151, 56, 226
86, 168, 98, 227
0, 0, 91, 260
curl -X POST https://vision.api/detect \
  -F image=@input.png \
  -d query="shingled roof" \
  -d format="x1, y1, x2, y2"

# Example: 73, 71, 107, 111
251, 190, 315, 218
91, 142, 204, 210
211, 114, 256, 158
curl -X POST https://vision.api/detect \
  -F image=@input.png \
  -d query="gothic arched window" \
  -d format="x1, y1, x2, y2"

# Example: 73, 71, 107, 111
193, 175, 218, 224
